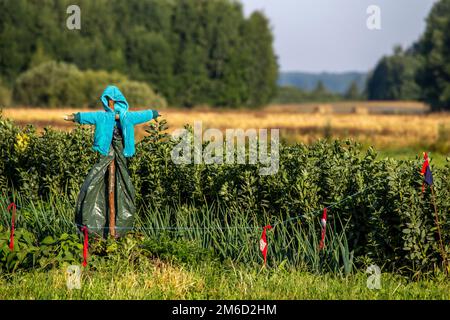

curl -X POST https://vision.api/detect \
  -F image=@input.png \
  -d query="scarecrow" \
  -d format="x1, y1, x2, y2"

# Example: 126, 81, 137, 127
64, 85, 160, 238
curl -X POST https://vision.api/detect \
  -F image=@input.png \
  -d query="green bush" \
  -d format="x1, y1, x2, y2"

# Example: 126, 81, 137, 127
0, 226, 39, 273
0, 113, 98, 201
81, 69, 127, 108
12, 61, 167, 108
13, 61, 85, 107
142, 236, 218, 265
0, 226, 83, 272
38, 233, 84, 269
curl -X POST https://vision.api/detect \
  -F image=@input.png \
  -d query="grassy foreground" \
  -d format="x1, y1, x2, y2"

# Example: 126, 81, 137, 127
1, 261, 449, 300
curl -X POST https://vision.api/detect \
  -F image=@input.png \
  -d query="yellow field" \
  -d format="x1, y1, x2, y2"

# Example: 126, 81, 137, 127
2, 102, 449, 149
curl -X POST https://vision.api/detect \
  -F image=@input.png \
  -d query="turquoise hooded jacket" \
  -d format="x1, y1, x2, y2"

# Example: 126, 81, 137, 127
74, 85, 159, 158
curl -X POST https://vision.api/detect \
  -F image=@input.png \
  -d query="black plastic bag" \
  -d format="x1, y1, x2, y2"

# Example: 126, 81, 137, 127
75, 130, 136, 237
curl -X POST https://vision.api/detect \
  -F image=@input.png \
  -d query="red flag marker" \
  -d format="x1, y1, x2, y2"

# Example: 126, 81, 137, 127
81, 226, 89, 267
420, 152, 433, 193
319, 208, 327, 250
260, 225, 272, 266
7, 203, 16, 251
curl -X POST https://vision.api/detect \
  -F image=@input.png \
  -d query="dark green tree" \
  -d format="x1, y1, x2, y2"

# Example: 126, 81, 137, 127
203, 0, 249, 107
366, 46, 421, 100
169, 0, 210, 107
241, 11, 279, 107
344, 80, 362, 100
0, 0, 278, 108
416, 0, 450, 111
126, 27, 174, 100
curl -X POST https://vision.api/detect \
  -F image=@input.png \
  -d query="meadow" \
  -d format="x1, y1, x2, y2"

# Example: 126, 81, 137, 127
3, 101, 449, 151
4, 102, 450, 167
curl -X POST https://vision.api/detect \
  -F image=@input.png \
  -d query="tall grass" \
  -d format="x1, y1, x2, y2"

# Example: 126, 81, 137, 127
1, 192, 76, 238
132, 201, 356, 275
1, 191, 356, 275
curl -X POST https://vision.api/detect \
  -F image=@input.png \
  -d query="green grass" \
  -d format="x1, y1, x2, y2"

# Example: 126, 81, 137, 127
1, 261, 449, 300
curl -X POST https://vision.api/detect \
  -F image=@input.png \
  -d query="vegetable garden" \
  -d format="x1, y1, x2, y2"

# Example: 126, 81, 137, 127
1, 112, 449, 280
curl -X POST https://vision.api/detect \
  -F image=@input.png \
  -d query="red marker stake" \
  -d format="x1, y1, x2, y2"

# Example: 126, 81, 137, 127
260, 225, 273, 266
7, 203, 16, 251
81, 226, 89, 267
319, 208, 327, 250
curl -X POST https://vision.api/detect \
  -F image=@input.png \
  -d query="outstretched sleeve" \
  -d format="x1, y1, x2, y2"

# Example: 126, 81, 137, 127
128, 110, 159, 125
75, 112, 102, 125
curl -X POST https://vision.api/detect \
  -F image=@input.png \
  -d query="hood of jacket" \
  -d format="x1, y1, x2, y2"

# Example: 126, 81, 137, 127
101, 85, 129, 116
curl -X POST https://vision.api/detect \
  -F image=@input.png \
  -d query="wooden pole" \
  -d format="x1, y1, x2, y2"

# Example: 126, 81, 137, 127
108, 159, 116, 238
430, 186, 448, 273
107, 98, 117, 239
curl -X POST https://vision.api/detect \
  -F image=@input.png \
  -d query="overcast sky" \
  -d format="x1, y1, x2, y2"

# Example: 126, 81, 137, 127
241, 0, 437, 73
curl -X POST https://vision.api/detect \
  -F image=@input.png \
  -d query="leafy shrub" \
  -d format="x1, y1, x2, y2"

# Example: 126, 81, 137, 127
12, 61, 167, 108
37, 233, 84, 269
87, 233, 154, 270
0, 114, 98, 202
81, 69, 127, 108
0, 225, 84, 273
13, 61, 85, 107
0, 226, 39, 272
0, 227, 216, 274
142, 236, 218, 265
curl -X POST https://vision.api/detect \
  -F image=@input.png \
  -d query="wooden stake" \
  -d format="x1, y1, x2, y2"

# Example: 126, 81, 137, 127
108, 159, 116, 238
430, 186, 448, 273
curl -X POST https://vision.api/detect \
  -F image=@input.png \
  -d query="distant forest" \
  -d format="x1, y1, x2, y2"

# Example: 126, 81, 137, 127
278, 72, 367, 95
0, 0, 449, 110
365, 0, 450, 111
0, 0, 278, 108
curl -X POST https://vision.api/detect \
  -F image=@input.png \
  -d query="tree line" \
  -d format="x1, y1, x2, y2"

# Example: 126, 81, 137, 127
1, 0, 448, 110
277, 0, 450, 111
0, 0, 278, 108
366, 0, 450, 111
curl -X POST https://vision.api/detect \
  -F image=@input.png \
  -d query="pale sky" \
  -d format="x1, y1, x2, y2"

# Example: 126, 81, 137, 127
241, 0, 437, 72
